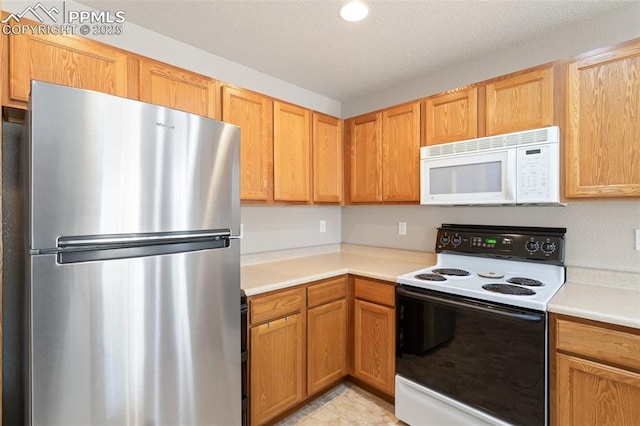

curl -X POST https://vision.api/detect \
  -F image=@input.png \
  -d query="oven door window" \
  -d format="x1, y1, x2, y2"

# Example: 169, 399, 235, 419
396, 287, 546, 426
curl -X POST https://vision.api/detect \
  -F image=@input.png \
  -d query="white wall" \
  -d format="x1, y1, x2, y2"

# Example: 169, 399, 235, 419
2, 0, 342, 117
240, 206, 341, 254
338, 2, 640, 275
341, 203, 640, 273
342, 2, 640, 117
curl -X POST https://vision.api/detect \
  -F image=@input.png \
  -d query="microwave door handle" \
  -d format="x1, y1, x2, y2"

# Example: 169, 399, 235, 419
505, 149, 517, 201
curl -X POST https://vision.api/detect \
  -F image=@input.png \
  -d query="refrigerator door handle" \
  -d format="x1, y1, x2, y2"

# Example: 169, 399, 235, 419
58, 229, 232, 248
57, 238, 230, 264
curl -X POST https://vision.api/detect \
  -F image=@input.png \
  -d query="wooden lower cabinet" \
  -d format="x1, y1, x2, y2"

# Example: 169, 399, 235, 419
552, 314, 640, 425
248, 278, 348, 425
555, 353, 640, 425
250, 313, 304, 425
247, 275, 398, 424
352, 277, 395, 396
307, 298, 347, 394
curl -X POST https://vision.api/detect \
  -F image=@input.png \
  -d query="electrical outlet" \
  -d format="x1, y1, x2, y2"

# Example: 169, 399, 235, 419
320, 220, 326, 233
635, 229, 640, 251
398, 221, 407, 236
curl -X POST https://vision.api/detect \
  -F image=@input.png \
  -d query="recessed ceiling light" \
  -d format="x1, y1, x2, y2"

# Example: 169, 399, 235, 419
340, 1, 368, 22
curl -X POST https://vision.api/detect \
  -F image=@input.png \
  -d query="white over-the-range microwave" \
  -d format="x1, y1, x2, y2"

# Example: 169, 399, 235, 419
420, 126, 563, 206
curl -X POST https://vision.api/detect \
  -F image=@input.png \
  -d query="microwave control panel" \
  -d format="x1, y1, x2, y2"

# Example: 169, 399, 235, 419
516, 143, 559, 203
436, 225, 565, 264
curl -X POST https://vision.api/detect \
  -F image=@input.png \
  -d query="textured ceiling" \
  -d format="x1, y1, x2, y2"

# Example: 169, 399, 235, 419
80, 0, 629, 102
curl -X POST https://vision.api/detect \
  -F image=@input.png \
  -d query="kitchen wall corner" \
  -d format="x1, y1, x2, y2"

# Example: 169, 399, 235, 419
240, 205, 341, 254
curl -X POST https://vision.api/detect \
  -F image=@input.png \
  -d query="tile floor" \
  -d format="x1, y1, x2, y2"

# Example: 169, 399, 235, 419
275, 382, 406, 425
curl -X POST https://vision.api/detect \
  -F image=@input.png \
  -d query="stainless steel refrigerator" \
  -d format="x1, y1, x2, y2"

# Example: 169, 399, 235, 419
24, 81, 241, 425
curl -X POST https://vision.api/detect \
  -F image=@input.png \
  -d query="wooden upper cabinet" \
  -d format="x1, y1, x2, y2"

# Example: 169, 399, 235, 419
312, 113, 343, 203
273, 101, 311, 202
566, 40, 640, 198
424, 88, 478, 145
222, 86, 273, 202
382, 102, 421, 201
4, 28, 127, 108
485, 66, 554, 136
138, 59, 218, 119
347, 112, 383, 203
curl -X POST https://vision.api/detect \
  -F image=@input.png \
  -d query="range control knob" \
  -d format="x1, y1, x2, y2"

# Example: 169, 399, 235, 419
525, 241, 539, 253
542, 242, 556, 255
452, 236, 462, 246
440, 235, 450, 245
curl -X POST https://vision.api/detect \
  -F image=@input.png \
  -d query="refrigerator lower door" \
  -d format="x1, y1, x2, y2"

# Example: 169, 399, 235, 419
27, 243, 240, 426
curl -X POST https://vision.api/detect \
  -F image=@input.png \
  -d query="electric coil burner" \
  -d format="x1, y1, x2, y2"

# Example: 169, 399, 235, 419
414, 273, 447, 282
430, 268, 471, 277
507, 277, 544, 286
396, 224, 567, 426
482, 283, 537, 295
397, 224, 566, 311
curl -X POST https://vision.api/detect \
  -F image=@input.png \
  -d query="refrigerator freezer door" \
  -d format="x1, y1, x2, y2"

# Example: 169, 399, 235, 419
27, 243, 240, 426
27, 81, 240, 251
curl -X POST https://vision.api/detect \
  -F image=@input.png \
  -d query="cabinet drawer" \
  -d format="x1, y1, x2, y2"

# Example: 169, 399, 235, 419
353, 277, 395, 307
249, 287, 304, 325
307, 276, 347, 308
556, 319, 640, 371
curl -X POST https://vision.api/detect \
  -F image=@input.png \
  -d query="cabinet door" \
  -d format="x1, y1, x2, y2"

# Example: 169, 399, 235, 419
566, 42, 640, 197
250, 313, 304, 425
424, 88, 478, 145
312, 113, 343, 203
556, 353, 640, 425
6, 31, 127, 108
347, 112, 383, 203
222, 86, 273, 201
138, 60, 218, 119
273, 101, 311, 202
353, 299, 395, 395
307, 299, 347, 394
485, 66, 553, 136
382, 102, 421, 202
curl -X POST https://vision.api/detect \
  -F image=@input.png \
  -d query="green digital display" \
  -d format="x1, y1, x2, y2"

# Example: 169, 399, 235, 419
484, 238, 497, 244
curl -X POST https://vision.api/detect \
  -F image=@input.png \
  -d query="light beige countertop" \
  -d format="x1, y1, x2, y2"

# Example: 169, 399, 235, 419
242, 245, 640, 330
549, 267, 640, 329
241, 245, 435, 296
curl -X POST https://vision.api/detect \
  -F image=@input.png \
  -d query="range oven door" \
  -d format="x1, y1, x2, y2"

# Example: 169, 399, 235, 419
420, 148, 516, 205
396, 285, 547, 426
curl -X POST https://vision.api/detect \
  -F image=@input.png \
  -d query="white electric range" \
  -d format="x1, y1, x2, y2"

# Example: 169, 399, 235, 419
395, 224, 567, 426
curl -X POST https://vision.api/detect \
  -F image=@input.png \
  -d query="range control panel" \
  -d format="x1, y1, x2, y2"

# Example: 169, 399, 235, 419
435, 224, 565, 264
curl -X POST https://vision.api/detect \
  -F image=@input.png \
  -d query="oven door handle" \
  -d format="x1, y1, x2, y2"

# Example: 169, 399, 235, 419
396, 287, 544, 323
